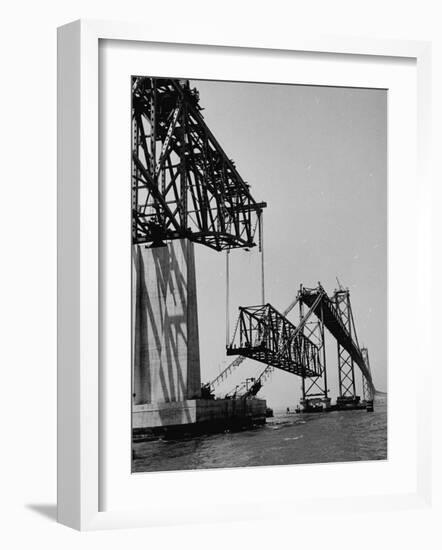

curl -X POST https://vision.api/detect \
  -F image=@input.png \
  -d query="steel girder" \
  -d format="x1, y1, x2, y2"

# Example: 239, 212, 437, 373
132, 77, 266, 251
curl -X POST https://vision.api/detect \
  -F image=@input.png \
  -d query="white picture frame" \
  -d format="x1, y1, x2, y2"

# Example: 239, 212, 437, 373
57, 19, 432, 531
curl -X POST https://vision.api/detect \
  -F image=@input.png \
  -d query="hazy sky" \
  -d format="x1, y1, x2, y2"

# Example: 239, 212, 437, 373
191, 79, 387, 409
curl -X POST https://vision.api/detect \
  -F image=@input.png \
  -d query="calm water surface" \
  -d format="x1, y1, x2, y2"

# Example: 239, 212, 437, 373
132, 396, 387, 473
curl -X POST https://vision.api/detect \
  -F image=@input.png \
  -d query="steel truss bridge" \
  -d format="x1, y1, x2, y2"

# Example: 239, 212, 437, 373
131, 77, 376, 410
132, 77, 266, 251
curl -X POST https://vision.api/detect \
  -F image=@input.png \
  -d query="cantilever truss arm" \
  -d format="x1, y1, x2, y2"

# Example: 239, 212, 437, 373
132, 77, 266, 250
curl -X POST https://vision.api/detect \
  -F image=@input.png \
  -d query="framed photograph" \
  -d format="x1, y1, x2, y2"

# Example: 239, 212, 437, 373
57, 19, 432, 530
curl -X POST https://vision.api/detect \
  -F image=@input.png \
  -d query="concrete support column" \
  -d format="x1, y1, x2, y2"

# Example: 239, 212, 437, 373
132, 239, 201, 404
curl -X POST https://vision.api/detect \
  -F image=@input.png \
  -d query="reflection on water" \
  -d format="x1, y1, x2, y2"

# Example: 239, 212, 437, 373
132, 396, 387, 473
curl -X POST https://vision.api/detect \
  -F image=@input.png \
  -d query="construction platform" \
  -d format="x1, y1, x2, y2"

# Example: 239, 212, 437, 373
133, 397, 267, 439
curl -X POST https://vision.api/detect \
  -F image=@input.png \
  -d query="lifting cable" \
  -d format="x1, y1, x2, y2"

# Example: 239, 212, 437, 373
259, 211, 265, 305
225, 249, 230, 347
225, 210, 266, 346
221, 210, 267, 388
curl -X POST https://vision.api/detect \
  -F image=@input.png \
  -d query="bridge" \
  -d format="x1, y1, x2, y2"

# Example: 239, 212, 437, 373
132, 76, 378, 413
299, 285, 374, 393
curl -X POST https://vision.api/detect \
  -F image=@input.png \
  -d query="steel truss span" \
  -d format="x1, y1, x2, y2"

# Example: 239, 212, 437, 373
132, 77, 266, 251
226, 304, 322, 377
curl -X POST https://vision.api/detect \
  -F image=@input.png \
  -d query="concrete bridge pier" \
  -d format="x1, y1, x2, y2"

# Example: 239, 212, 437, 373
132, 239, 201, 407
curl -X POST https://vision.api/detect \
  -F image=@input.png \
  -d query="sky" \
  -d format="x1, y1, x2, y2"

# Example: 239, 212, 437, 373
191, 79, 387, 409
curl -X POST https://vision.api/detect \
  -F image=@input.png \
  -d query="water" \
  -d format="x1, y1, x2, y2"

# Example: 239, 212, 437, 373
132, 396, 387, 473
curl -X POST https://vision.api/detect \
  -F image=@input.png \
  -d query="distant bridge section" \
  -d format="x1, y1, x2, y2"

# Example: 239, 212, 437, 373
299, 285, 375, 394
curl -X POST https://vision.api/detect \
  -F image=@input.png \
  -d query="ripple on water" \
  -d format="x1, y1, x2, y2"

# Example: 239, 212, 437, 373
132, 398, 387, 473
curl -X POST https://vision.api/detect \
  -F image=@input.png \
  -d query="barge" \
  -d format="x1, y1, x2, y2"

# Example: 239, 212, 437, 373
133, 396, 267, 440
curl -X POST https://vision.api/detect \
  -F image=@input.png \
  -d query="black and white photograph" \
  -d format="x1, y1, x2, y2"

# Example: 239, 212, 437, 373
131, 76, 387, 472
3, 0, 438, 544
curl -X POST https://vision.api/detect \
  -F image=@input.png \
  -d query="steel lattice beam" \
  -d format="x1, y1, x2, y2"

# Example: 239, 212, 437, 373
334, 290, 357, 398
132, 77, 266, 251
299, 302, 330, 409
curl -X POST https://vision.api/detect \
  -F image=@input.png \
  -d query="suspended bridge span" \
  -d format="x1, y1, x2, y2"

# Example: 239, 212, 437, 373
226, 303, 322, 377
